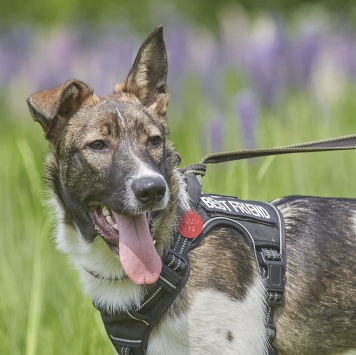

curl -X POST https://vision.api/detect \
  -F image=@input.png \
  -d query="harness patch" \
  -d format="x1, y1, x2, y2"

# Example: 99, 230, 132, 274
199, 194, 277, 224
196, 193, 284, 250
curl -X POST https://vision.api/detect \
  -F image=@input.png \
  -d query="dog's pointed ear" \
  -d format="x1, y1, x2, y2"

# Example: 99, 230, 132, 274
116, 26, 169, 117
27, 80, 92, 141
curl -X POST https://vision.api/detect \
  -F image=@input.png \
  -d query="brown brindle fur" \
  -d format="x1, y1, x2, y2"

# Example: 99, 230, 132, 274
27, 26, 356, 355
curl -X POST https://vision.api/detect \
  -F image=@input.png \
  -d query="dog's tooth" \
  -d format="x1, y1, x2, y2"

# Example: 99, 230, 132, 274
102, 206, 110, 216
113, 224, 119, 231
153, 240, 156, 245
106, 215, 113, 224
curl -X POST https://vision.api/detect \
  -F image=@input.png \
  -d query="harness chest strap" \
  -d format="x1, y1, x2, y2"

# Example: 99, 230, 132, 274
100, 232, 193, 355
97, 173, 286, 355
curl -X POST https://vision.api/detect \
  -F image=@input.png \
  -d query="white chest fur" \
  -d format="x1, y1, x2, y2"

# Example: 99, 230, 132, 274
147, 280, 268, 355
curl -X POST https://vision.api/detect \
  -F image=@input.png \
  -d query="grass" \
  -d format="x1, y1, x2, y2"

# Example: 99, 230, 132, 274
1, 85, 356, 354
0, 118, 110, 354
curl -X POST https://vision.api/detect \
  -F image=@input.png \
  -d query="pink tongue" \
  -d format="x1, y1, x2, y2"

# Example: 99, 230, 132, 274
112, 212, 162, 284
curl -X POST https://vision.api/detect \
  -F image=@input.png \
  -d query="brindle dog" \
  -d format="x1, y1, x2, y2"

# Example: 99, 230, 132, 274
27, 27, 356, 355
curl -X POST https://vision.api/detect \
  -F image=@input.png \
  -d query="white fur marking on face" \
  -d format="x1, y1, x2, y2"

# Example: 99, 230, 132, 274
124, 152, 170, 211
116, 107, 125, 128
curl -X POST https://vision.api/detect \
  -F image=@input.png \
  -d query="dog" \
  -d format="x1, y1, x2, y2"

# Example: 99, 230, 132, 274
27, 26, 356, 355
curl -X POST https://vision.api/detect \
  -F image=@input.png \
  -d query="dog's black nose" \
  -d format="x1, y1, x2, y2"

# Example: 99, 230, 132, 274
132, 176, 166, 204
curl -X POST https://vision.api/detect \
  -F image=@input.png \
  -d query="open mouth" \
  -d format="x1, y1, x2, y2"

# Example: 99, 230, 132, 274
91, 205, 162, 285
92, 205, 120, 245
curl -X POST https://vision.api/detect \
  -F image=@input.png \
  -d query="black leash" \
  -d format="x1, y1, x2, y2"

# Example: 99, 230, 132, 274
202, 133, 356, 165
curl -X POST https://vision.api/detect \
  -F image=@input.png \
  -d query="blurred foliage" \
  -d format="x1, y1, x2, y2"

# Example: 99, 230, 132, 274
3, 2, 356, 353
1, 0, 356, 31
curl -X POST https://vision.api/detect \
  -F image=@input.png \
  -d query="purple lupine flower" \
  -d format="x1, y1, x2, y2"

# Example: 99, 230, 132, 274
77, 26, 135, 94
202, 113, 225, 153
23, 27, 81, 91
210, 114, 225, 152
289, 25, 321, 89
188, 29, 225, 107
165, 22, 191, 103
233, 90, 259, 150
333, 27, 356, 82
0, 26, 33, 85
246, 33, 284, 105
2, 10, 356, 119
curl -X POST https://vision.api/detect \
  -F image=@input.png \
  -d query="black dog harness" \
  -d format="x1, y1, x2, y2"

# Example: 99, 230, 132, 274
97, 173, 286, 355
96, 134, 356, 354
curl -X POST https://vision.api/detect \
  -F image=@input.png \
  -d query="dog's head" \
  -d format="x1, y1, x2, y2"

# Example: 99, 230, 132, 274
27, 27, 185, 286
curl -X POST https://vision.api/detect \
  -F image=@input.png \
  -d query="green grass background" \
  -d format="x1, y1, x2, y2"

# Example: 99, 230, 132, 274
1, 85, 356, 354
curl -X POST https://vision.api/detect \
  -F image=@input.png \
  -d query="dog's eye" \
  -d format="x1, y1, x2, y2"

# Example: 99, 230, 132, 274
88, 140, 107, 150
147, 136, 162, 148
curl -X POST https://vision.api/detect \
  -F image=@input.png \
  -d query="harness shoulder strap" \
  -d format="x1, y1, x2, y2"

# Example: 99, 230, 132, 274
195, 193, 286, 355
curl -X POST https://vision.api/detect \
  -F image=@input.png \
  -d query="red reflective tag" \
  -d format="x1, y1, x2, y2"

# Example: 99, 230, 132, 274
178, 210, 203, 239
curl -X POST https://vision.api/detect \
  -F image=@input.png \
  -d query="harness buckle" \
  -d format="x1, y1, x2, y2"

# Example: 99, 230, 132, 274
258, 247, 286, 306
163, 249, 189, 274
158, 248, 190, 293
